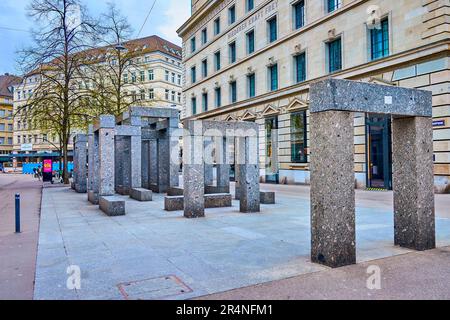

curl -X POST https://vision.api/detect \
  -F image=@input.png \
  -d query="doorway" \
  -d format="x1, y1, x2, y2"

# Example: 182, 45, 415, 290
366, 114, 392, 190
265, 116, 279, 184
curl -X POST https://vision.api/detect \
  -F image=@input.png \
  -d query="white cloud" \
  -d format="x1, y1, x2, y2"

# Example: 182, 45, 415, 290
156, 0, 191, 45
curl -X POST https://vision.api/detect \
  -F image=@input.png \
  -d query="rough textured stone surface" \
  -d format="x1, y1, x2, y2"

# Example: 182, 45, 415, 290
114, 136, 126, 192
183, 132, 205, 218
73, 134, 88, 193
99, 196, 125, 216
393, 117, 436, 251
216, 137, 231, 192
116, 185, 130, 196
164, 196, 184, 211
141, 141, 150, 189
310, 78, 432, 117
167, 187, 184, 196
237, 137, 260, 213
88, 125, 100, 203
205, 193, 232, 208
130, 188, 152, 202
260, 191, 275, 204
205, 185, 230, 194
88, 190, 99, 205
310, 111, 356, 268
99, 127, 115, 197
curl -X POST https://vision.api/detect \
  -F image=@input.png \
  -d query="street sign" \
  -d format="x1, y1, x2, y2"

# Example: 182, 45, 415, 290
20, 143, 33, 151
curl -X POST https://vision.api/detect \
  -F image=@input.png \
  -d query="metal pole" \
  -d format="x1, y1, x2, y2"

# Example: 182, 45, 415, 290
15, 193, 20, 233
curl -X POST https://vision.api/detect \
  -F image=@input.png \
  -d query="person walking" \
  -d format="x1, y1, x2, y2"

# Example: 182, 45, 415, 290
37, 166, 42, 181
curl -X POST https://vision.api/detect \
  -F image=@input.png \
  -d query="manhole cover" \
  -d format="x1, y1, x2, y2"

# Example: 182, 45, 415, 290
118, 275, 192, 300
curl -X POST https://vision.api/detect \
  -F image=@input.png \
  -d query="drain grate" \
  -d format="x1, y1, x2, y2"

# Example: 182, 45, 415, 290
118, 275, 193, 300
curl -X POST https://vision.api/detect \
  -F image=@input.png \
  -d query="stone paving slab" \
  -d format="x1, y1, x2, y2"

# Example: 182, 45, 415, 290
34, 184, 450, 300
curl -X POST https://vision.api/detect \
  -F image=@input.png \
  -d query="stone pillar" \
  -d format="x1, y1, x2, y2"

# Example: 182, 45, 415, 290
88, 127, 100, 204
237, 136, 260, 213
183, 121, 205, 218
156, 133, 170, 193
98, 116, 116, 197
130, 134, 142, 189
114, 136, 125, 192
73, 134, 88, 193
204, 137, 214, 187
141, 140, 150, 189
392, 116, 435, 251
168, 126, 180, 188
234, 137, 241, 200
216, 136, 230, 193
149, 139, 158, 187
310, 111, 356, 268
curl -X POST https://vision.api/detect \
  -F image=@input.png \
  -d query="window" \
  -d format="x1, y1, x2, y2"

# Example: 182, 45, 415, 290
214, 18, 221, 35
8, 124, 12, 132
140, 90, 146, 100
202, 59, 208, 78
178, 92, 181, 103
247, 73, 256, 98
294, 52, 306, 83
202, 93, 208, 112
215, 87, 222, 107
293, 1, 305, 29
191, 97, 197, 115
246, 0, 254, 12
149, 89, 154, 100
268, 16, 278, 43
214, 51, 221, 71
327, 0, 341, 13
229, 41, 237, 63
131, 72, 136, 83
191, 66, 197, 83
148, 69, 154, 81
172, 72, 176, 83
230, 81, 237, 103
165, 89, 169, 100
0, 110, 4, 117
171, 91, 176, 102
268, 64, 278, 91
0, 123, 4, 131
140, 71, 145, 82
17, 136, 21, 144
191, 37, 196, 53
7, 137, 12, 145
131, 91, 137, 101
228, 5, 236, 25
246, 30, 255, 54
327, 37, 342, 73
177, 74, 182, 85
123, 74, 128, 84
165, 70, 170, 81
201, 28, 208, 45
370, 18, 389, 60
291, 111, 308, 163
0, 137, 4, 145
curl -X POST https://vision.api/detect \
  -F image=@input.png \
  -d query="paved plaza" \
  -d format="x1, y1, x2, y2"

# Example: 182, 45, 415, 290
34, 182, 450, 300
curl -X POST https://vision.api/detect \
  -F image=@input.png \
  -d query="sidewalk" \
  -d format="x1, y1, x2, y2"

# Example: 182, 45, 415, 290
0, 174, 42, 300
197, 246, 450, 300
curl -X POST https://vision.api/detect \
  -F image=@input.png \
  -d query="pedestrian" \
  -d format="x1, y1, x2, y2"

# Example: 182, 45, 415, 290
33, 167, 37, 179
37, 165, 42, 181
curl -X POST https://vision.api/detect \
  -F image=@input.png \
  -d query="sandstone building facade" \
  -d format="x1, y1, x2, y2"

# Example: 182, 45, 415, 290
178, 0, 450, 193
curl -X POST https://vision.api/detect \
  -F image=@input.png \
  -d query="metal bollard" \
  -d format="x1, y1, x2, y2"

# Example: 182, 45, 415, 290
15, 194, 21, 233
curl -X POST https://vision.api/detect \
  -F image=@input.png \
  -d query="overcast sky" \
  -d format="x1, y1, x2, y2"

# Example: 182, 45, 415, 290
0, 0, 191, 75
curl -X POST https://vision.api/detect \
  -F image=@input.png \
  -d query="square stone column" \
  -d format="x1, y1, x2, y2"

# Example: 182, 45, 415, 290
114, 136, 126, 191
204, 137, 214, 187
88, 127, 100, 204
156, 133, 170, 193
237, 136, 260, 213
130, 135, 142, 189
183, 121, 205, 218
98, 116, 116, 197
141, 140, 150, 189
149, 139, 158, 186
73, 134, 88, 193
310, 110, 356, 268
168, 128, 181, 188
234, 137, 241, 200
392, 116, 435, 251
216, 136, 231, 192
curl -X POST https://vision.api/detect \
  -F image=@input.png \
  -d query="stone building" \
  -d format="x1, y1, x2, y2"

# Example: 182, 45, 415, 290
12, 35, 183, 166
177, 0, 450, 193
0, 74, 20, 167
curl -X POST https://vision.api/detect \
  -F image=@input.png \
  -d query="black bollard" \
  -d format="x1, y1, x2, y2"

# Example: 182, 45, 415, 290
15, 194, 21, 233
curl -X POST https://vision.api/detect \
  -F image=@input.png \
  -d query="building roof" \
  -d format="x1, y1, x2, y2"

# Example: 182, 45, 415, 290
0, 74, 21, 98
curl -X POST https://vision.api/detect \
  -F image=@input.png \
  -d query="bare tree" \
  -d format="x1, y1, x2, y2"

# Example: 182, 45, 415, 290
17, 0, 97, 184
82, 3, 152, 117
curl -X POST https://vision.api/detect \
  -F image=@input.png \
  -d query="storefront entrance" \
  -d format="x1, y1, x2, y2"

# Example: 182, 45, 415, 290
366, 114, 392, 190
265, 116, 279, 184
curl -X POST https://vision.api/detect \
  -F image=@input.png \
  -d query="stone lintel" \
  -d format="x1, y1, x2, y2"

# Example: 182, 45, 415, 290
94, 115, 116, 131
115, 125, 141, 137
74, 134, 88, 143
310, 78, 432, 117
184, 120, 259, 137
128, 106, 179, 119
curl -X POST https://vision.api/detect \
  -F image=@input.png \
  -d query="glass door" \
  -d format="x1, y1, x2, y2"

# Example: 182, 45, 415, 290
366, 114, 392, 190
265, 116, 279, 184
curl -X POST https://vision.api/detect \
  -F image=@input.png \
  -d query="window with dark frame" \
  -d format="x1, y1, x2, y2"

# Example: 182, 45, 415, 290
293, 0, 305, 29
370, 18, 389, 60
291, 110, 308, 163
327, 37, 342, 73
295, 52, 306, 83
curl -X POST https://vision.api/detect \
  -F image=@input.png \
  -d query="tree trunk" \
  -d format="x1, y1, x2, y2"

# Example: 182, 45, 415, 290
63, 141, 69, 185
